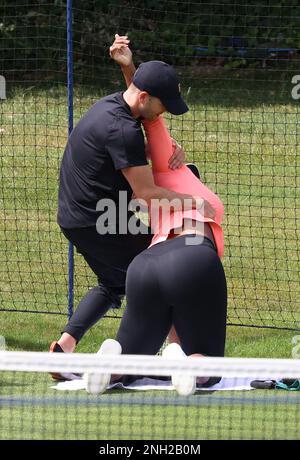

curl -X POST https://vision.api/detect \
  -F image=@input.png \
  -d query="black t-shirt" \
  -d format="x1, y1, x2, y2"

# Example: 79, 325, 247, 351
57, 92, 148, 228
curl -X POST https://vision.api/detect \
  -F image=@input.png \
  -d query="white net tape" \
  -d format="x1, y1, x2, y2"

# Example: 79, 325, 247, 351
1, 351, 300, 379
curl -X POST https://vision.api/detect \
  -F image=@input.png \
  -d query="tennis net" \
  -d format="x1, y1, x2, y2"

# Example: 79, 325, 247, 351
0, 351, 300, 440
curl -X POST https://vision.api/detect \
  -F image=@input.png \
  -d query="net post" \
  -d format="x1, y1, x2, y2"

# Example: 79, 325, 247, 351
67, 0, 74, 320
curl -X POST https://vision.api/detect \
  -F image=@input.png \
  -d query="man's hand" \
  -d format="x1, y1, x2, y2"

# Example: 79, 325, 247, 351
168, 139, 185, 170
109, 34, 133, 68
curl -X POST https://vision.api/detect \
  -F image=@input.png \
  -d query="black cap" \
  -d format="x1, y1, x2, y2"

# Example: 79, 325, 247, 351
132, 61, 189, 115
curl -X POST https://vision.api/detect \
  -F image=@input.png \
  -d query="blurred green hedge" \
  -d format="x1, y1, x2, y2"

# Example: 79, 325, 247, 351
1, 0, 299, 79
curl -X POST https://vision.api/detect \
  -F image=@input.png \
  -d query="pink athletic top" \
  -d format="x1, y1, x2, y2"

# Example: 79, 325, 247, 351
142, 117, 225, 258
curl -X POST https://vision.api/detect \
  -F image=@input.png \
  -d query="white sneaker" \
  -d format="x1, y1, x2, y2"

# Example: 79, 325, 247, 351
162, 343, 196, 396
84, 339, 122, 394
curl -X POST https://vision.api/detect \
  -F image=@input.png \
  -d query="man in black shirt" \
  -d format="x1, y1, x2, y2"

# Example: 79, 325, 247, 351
50, 37, 213, 374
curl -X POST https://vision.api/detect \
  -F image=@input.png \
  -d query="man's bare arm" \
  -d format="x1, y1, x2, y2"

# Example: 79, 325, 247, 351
109, 34, 185, 171
122, 165, 210, 214
109, 34, 136, 87
110, 36, 216, 219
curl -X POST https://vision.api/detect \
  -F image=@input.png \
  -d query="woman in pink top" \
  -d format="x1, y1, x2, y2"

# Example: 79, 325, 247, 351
87, 36, 227, 395
113, 114, 227, 387
142, 116, 224, 258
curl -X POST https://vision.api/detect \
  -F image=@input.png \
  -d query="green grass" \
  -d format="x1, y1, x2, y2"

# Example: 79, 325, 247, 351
1, 389, 299, 440
0, 311, 297, 357
0, 81, 299, 327
1, 313, 298, 440
0, 77, 299, 440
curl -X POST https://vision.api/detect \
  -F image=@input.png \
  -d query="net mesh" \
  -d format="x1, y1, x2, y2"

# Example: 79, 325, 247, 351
0, 351, 300, 440
0, 1, 68, 315
0, 1, 299, 330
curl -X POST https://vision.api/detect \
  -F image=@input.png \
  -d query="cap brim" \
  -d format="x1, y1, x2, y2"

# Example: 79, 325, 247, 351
161, 96, 189, 115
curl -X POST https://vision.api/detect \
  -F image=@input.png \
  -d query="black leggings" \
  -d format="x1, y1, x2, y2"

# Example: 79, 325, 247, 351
116, 235, 227, 357
60, 225, 152, 342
